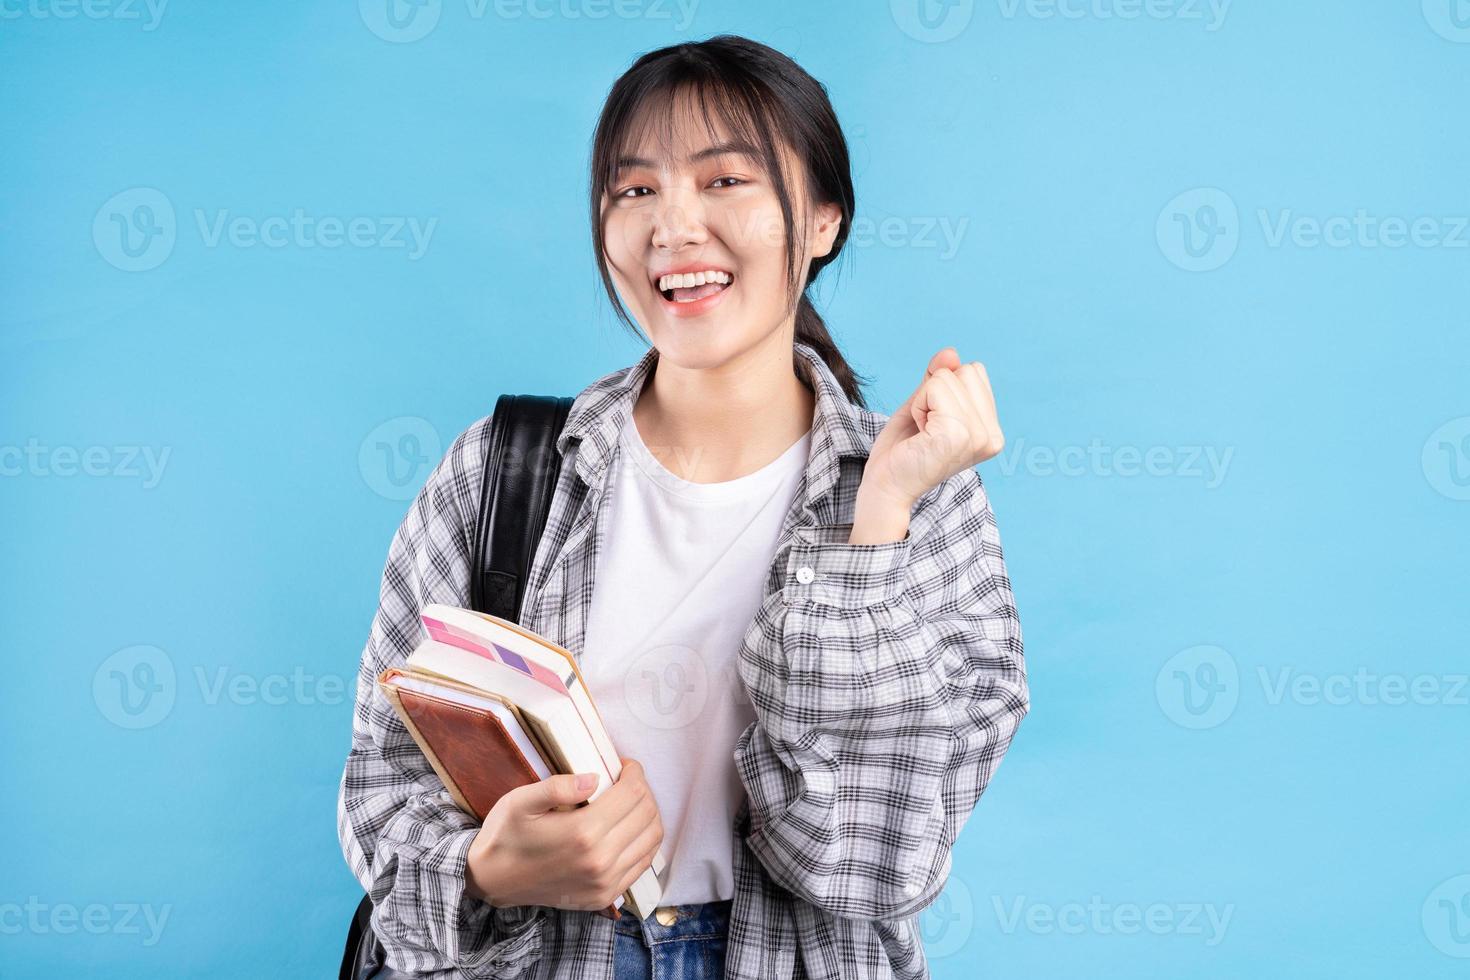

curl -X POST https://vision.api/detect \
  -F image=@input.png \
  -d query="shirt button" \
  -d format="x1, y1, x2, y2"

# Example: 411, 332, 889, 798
795, 566, 815, 585
655, 906, 679, 926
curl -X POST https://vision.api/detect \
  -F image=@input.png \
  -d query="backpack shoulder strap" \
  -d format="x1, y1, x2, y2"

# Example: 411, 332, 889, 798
469, 394, 574, 622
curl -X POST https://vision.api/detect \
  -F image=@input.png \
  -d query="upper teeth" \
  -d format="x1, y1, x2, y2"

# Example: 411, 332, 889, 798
658, 270, 732, 290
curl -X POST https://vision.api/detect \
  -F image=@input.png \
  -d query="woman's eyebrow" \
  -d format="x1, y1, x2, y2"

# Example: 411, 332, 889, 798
614, 140, 761, 173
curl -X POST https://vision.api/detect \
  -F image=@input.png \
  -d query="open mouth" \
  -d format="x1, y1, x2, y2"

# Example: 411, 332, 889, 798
655, 269, 735, 305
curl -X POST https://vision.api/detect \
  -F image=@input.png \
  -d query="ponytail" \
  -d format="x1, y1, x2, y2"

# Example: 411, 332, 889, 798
795, 294, 869, 410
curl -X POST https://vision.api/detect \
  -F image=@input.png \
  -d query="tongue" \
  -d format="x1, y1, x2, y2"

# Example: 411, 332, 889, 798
672, 281, 725, 302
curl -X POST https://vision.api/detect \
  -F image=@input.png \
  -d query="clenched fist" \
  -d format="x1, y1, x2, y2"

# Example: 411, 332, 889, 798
860, 347, 1005, 510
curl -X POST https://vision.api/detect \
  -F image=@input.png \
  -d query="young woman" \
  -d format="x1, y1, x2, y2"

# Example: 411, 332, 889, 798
338, 34, 1028, 980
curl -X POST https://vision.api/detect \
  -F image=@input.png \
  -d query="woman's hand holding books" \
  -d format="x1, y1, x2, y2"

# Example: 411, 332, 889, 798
465, 757, 664, 916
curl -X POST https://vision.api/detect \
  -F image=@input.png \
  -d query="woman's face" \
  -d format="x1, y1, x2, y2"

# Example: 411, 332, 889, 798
599, 97, 841, 368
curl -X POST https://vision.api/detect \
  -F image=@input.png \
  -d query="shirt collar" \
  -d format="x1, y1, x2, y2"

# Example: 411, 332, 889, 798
554, 341, 874, 508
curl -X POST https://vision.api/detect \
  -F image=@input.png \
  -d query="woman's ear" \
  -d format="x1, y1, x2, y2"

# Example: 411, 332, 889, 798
809, 201, 843, 259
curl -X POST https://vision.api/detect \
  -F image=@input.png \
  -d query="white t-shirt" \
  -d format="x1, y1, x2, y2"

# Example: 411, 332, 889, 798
581, 411, 812, 905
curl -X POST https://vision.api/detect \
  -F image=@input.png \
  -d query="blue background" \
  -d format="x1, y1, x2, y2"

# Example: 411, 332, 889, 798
3, 1, 1468, 976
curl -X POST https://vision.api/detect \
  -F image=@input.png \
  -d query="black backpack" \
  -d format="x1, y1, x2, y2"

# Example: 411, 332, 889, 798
340, 394, 574, 980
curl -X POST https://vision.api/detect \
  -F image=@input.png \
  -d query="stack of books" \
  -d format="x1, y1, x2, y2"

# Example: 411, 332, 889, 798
379, 603, 665, 919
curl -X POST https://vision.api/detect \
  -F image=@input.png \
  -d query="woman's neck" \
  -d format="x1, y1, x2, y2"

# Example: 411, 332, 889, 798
630, 340, 815, 485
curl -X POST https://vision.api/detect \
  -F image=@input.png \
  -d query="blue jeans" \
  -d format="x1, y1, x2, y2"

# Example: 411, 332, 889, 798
612, 899, 731, 980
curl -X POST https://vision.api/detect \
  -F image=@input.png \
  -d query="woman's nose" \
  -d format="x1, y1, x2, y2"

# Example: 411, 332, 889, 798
650, 196, 707, 252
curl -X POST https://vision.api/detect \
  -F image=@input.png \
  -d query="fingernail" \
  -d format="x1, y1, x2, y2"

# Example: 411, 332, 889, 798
575, 773, 597, 792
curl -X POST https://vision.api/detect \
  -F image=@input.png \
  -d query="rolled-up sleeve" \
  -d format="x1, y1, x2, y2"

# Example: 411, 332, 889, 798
733, 466, 1028, 922
336, 417, 546, 977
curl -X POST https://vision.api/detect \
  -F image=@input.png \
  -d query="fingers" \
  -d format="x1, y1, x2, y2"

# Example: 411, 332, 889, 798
912, 363, 966, 434
583, 758, 652, 827
911, 354, 1004, 459
927, 366, 970, 420
609, 821, 664, 898
956, 361, 1003, 455
927, 347, 960, 376
521, 772, 599, 815
570, 769, 661, 909
956, 361, 997, 418
590, 779, 661, 869
896, 347, 961, 423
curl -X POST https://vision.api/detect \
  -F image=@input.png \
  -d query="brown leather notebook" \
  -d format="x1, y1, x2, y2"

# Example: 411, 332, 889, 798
378, 667, 622, 920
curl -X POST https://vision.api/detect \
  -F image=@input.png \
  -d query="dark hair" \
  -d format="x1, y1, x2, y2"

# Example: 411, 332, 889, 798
588, 34, 870, 408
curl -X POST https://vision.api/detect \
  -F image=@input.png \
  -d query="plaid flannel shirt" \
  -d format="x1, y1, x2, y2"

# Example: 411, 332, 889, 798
337, 340, 1029, 979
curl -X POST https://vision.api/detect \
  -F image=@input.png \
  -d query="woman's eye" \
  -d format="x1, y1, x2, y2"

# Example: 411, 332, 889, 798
615, 177, 743, 199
